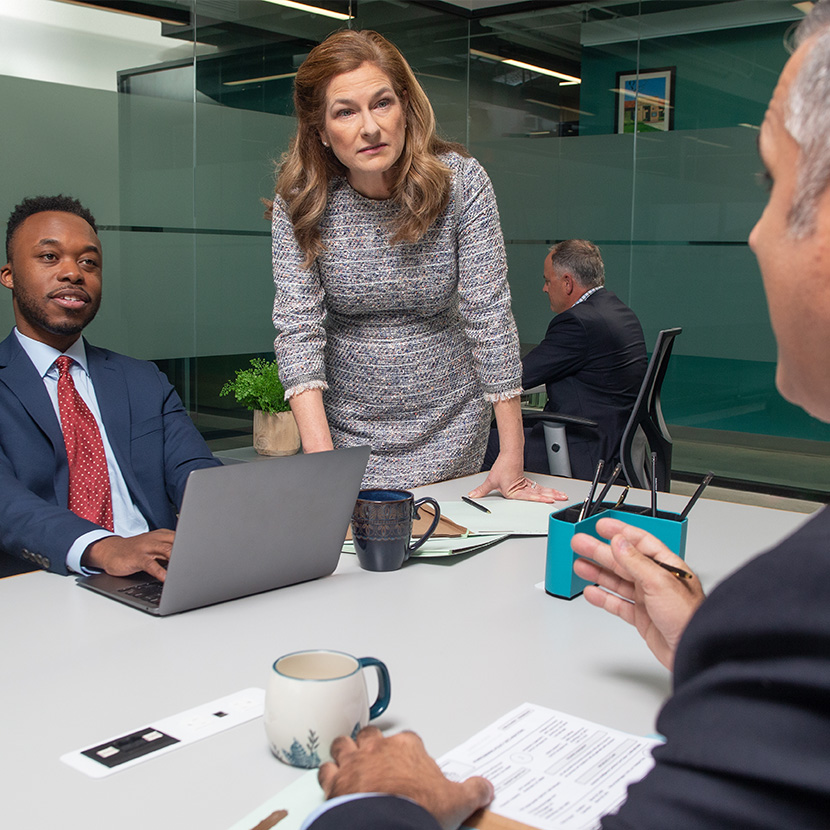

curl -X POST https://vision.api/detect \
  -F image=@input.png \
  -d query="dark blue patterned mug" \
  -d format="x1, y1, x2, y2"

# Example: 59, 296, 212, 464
264, 649, 391, 768
351, 489, 441, 571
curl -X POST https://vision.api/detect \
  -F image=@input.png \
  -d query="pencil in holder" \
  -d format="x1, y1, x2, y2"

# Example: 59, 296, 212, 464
545, 505, 688, 600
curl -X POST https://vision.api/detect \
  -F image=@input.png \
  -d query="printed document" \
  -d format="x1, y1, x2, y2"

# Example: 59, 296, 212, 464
228, 703, 660, 830
438, 702, 661, 830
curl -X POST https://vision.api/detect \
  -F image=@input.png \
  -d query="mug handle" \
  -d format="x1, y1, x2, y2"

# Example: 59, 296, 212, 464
358, 657, 391, 720
408, 497, 441, 555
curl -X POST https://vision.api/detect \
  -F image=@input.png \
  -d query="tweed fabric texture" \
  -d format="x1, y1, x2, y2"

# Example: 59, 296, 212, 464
272, 152, 522, 488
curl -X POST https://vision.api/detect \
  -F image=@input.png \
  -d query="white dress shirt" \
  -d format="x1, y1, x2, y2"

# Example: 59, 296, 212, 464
14, 329, 149, 573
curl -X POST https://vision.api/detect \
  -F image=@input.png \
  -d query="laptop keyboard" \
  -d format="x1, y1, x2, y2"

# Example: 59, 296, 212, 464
118, 581, 162, 605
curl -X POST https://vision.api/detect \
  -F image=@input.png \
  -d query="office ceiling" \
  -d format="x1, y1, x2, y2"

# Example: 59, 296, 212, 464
56, 1, 810, 82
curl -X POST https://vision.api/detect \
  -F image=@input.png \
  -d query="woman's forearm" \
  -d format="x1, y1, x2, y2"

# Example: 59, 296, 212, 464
492, 396, 524, 462
289, 388, 335, 452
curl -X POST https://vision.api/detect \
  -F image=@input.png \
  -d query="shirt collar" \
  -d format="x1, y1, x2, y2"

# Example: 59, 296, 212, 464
572, 285, 603, 307
14, 328, 89, 379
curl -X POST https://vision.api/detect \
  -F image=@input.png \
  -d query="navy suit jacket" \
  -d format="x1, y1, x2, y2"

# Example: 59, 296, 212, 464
309, 508, 830, 829
522, 288, 647, 480
308, 795, 440, 829
0, 331, 221, 574
600, 504, 830, 829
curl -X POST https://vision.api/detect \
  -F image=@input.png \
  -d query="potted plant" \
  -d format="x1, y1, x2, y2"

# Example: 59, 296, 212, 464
220, 358, 301, 456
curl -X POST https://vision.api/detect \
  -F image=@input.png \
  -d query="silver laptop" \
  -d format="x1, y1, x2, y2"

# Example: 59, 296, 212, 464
77, 445, 370, 616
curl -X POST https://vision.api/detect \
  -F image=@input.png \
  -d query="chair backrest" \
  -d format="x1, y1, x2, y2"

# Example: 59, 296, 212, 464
619, 327, 682, 492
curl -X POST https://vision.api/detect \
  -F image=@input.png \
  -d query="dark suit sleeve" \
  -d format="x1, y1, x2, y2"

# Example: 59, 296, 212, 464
522, 312, 588, 389
601, 507, 830, 829
0, 444, 102, 575
95, 351, 221, 529
0, 345, 220, 575
155, 368, 222, 508
308, 795, 441, 829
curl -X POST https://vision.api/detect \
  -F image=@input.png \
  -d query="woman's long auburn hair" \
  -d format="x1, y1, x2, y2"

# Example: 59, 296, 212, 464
272, 29, 468, 268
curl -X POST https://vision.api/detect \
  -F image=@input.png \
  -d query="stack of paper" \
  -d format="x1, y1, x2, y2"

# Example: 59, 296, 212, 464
342, 499, 560, 559
342, 534, 509, 559
437, 500, 556, 536
229, 703, 660, 830
439, 703, 661, 830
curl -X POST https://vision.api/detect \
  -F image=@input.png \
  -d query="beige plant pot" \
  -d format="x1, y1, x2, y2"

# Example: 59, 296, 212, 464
253, 409, 301, 456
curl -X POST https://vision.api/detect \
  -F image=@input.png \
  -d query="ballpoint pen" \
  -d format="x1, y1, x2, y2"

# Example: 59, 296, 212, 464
678, 472, 715, 521
612, 486, 630, 510
655, 560, 694, 581
462, 495, 491, 514
650, 452, 658, 517
576, 496, 591, 522
588, 462, 622, 517
580, 459, 604, 521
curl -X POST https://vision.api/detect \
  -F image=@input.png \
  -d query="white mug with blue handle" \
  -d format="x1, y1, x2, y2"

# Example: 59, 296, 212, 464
264, 649, 391, 768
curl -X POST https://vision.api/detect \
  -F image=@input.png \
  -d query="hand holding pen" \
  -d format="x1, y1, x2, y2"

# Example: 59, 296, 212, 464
571, 516, 705, 670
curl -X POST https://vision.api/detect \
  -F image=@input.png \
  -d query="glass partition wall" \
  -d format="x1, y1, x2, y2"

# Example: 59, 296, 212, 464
2, 0, 827, 497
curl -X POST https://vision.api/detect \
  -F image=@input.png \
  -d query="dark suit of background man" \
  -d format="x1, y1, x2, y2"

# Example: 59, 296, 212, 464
0, 195, 220, 579
487, 239, 647, 480
301, 2, 830, 827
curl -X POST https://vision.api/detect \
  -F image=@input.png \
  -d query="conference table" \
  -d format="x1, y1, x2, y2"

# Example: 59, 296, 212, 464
0, 471, 811, 829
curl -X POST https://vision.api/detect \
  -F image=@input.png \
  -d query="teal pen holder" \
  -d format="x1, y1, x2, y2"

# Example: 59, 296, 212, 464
545, 503, 688, 600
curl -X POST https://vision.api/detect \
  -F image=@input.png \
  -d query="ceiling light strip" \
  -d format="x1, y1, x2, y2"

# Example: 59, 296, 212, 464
469, 49, 580, 86
223, 72, 298, 86
53, 0, 187, 26
262, 0, 353, 20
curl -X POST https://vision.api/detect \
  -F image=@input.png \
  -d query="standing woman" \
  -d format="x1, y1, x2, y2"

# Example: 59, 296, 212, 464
271, 29, 565, 503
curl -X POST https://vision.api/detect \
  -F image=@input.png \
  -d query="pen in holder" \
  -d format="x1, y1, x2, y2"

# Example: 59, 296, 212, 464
545, 503, 688, 600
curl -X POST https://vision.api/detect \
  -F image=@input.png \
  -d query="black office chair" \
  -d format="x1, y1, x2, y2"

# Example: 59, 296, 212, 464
619, 327, 682, 492
520, 404, 597, 477
520, 327, 682, 488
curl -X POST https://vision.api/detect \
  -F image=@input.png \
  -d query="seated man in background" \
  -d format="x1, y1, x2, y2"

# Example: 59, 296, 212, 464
0, 195, 221, 578
485, 239, 647, 480
302, 2, 830, 826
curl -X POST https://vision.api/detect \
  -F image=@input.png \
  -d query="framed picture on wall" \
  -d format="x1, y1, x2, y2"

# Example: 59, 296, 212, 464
615, 67, 676, 133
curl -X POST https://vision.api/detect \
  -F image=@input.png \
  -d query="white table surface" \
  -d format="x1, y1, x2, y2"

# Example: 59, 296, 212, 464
0, 472, 810, 829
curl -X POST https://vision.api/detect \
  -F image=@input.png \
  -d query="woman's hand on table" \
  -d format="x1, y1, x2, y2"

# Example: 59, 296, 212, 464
468, 453, 568, 503
481, 397, 568, 502
572, 517, 705, 671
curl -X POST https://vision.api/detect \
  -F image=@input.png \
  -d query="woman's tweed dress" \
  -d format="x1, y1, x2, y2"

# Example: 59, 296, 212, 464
272, 152, 522, 488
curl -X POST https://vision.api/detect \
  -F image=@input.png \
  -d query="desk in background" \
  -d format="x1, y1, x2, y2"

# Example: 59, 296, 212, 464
0, 473, 810, 829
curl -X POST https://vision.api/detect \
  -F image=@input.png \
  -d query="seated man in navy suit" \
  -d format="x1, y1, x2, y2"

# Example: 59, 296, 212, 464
0, 195, 221, 579
484, 240, 647, 480
302, 2, 830, 827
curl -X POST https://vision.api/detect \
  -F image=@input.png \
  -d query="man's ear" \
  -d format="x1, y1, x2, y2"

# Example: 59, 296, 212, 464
0, 264, 13, 291
561, 273, 575, 295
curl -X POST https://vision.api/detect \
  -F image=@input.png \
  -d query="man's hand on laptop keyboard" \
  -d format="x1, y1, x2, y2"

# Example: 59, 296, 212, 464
81, 529, 175, 582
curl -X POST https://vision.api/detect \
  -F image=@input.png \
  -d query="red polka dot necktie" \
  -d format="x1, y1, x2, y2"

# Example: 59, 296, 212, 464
55, 355, 114, 531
